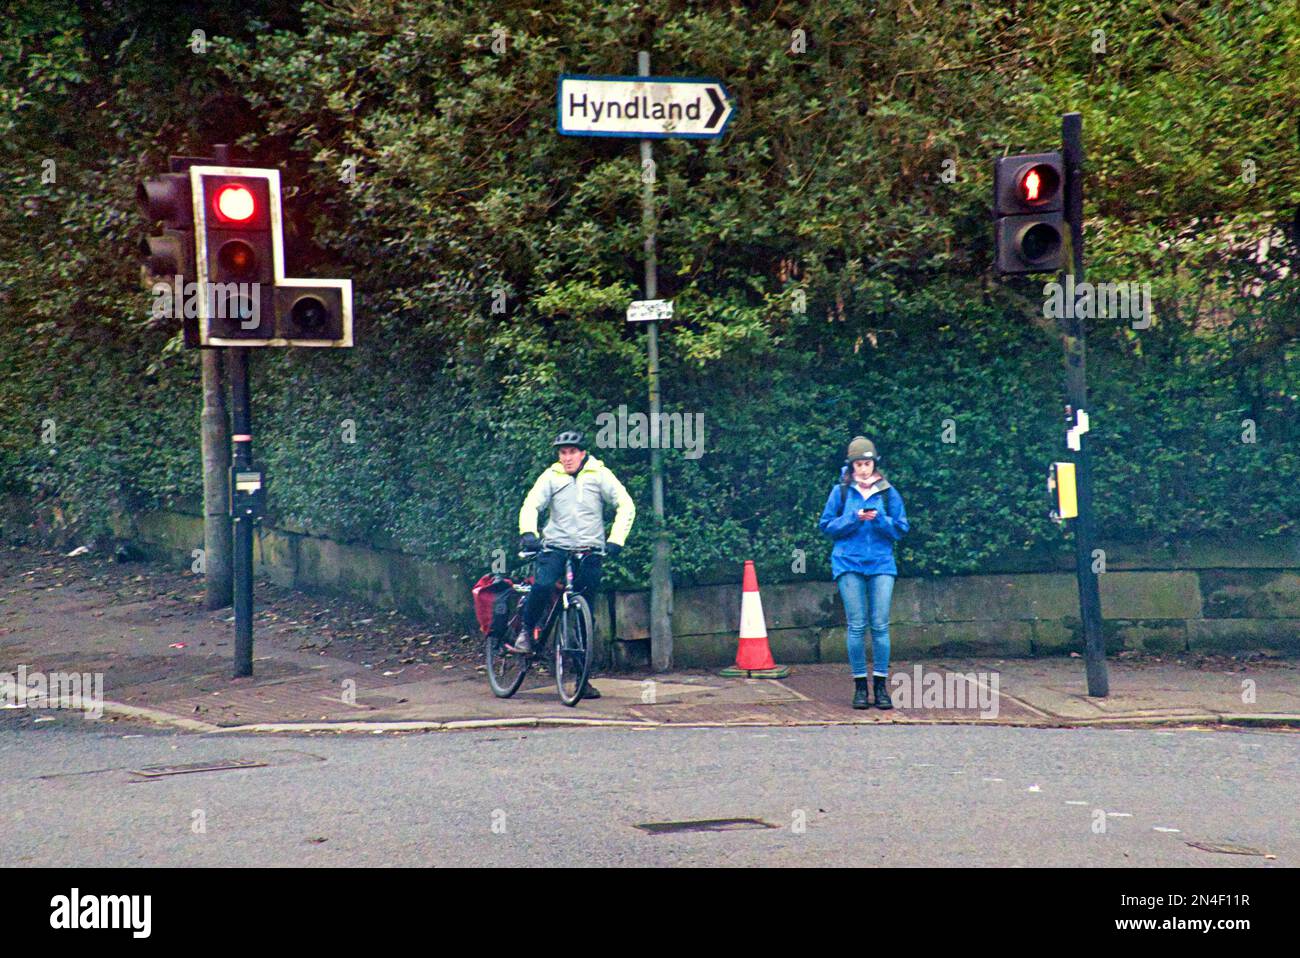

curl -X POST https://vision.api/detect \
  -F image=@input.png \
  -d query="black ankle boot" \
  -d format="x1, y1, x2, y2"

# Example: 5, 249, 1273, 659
852, 677, 870, 710
872, 674, 893, 710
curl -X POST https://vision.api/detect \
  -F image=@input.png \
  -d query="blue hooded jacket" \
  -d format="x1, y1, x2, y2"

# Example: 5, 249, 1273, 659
818, 467, 910, 578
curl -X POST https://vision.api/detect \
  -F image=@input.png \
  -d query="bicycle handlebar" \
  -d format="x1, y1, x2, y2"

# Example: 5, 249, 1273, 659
516, 547, 606, 560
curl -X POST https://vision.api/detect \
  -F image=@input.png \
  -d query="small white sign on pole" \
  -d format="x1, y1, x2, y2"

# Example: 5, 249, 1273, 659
627, 299, 674, 323
1067, 409, 1090, 451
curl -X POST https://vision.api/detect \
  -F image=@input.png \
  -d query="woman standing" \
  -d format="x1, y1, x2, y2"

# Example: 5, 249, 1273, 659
818, 437, 910, 709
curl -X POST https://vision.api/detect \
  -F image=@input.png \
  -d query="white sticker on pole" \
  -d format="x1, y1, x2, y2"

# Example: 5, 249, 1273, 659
627, 299, 674, 323
1067, 409, 1090, 451
234, 470, 262, 492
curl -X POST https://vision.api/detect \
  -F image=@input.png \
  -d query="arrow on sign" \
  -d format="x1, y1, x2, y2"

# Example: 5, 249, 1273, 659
557, 75, 735, 139
704, 87, 726, 129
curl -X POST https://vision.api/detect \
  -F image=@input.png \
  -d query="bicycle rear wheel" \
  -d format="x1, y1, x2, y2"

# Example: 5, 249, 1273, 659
486, 603, 529, 698
555, 594, 593, 707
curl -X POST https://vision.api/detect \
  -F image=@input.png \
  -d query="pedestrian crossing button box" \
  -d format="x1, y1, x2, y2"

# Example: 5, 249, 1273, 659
229, 466, 267, 518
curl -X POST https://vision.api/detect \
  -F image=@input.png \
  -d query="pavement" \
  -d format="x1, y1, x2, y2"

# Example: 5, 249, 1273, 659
3, 543, 1299, 735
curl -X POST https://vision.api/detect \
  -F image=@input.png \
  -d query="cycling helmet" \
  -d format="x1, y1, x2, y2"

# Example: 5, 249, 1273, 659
552, 429, 586, 449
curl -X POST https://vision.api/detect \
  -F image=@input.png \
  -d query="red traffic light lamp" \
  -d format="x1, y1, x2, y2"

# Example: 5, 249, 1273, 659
214, 184, 257, 223
995, 152, 1064, 212
1017, 163, 1060, 205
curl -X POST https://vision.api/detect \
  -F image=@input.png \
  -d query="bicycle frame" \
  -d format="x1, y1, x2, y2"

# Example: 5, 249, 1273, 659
487, 545, 600, 705
513, 548, 599, 652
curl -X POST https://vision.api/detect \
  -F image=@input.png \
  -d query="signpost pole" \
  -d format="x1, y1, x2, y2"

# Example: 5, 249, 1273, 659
555, 58, 732, 671
639, 50, 674, 671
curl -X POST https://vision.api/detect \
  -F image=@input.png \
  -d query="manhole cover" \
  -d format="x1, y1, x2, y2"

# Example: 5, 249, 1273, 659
129, 758, 268, 778
635, 818, 777, 834
1185, 841, 1271, 857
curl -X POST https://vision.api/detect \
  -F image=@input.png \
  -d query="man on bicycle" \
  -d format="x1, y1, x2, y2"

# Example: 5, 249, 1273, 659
511, 429, 635, 699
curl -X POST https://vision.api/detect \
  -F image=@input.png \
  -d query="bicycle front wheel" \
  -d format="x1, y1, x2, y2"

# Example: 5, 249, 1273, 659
486, 606, 529, 698
555, 594, 593, 707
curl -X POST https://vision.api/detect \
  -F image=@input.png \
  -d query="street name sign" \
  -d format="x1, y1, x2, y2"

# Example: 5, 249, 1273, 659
557, 75, 734, 139
627, 299, 674, 322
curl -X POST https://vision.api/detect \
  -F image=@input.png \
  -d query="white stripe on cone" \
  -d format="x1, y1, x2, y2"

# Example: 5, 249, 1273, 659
739, 589, 768, 639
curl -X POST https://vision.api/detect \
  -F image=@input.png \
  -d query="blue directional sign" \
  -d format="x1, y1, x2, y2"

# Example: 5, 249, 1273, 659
557, 74, 735, 139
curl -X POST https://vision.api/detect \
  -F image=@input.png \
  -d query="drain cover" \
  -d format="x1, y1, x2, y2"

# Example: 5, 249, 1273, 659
1185, 841, 1270, 856
635, 818, 777, 834
130, 758, 267, 778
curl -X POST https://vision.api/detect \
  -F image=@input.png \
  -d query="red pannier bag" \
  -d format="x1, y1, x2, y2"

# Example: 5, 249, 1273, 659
472, 574, 515, 637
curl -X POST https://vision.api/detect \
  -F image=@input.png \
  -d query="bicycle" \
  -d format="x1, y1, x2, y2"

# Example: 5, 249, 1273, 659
485, 547, 598, 707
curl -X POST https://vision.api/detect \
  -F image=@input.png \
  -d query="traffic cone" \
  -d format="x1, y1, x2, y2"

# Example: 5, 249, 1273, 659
720, 560, 791, 679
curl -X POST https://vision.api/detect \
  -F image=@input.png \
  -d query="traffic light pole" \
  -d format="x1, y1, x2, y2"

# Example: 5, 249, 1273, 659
229, 347, 255, 678
1060, 112, 1108, 697
639, 49, 674, 672
141, 143, 350, 679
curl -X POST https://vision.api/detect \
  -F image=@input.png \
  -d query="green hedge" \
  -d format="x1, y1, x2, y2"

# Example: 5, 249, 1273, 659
4, 293, 1294, 590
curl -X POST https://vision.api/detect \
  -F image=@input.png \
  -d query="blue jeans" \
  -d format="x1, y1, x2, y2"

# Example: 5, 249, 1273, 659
836, 572, 895, 678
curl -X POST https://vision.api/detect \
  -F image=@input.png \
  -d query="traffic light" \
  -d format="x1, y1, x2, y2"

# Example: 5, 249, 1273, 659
192, 163, 352, 346
137, 172, 192, 272
993, 152, 1065, 274
140, 153, 353, 348
274, 281, 353, 346
137, 167, 198, 345
193, 167, 279, 343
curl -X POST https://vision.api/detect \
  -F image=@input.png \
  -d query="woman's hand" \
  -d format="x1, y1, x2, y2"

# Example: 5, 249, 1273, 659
860, 509, 878, 521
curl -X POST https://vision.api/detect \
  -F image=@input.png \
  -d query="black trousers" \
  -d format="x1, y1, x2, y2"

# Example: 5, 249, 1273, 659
520, 548, 603, 632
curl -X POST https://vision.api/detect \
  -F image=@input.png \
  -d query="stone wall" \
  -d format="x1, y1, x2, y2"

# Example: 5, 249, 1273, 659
110, 509, 484, 637
611, 536, 1300, 667
8, 501, 1297, 669
95, 508, 617, 667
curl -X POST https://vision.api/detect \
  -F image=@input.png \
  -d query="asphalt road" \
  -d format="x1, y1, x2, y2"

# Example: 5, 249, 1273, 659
0, 712, 1294, 867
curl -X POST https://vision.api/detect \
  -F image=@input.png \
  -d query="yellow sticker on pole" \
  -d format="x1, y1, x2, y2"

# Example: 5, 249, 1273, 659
1053, 462, 1078, 518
